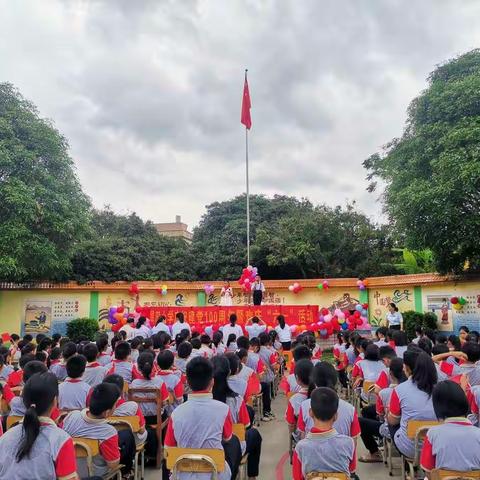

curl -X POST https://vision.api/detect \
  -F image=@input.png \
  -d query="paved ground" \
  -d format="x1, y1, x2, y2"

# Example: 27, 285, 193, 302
146, 393, 402, 479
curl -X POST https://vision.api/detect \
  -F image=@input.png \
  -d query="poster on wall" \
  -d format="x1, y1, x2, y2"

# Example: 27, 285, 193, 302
23, 300, 52, 334
426, 294, 453, 331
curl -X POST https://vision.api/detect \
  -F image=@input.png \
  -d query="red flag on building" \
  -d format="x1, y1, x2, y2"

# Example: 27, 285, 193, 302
241, 71, 252, 130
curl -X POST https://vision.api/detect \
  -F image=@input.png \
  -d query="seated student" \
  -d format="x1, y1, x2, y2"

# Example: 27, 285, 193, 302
387, 347, 437, 459
333, 333, 348, 388
421, 380, 480, 476
245, 316, 267, 340
286, 359, 313, 438
374, 345, 397, 393
130, 352, 169, 423
58, 355, 91, 411
156, 350, 184, 411
212, 356, 262, 480
189, 337, 203, 359
226, 353, 249, 401
297, 362, 360, 441
359, 357, 407, 463
392, 330, 408, 358
352, 343, 386, 387
103, 374, 148, 446
96, 336, 112, 367
50, 341, 77, 382
82, 343, 108, 387
236, 348, 262, 400
281, 345, 312, 395
164, 357, 241, 480
212, 331, 226, 356
411, 325, 423, 345
0, 372, 77, 480
129, 337, 142, 363
7, 353, 35, 387
226, 333, 238, 353
107, 341, 137, 383
373, 326, 388, 348
0, 352, 13, 381
175, 341, 192, 374
293, 387, 355, 479
48, 346, 62, 370
9, 333, 20, 362
258, 332, 277, 421
198, 334, 214, 359
246, 337, 265, 376
63, 383, 135, 478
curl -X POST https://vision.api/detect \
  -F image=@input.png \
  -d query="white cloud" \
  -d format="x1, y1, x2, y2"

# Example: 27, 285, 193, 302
2, 0, 480, 228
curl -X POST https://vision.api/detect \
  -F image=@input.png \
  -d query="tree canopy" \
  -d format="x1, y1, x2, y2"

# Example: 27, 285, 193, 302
0, 83, 91, 281
364, 50, 480, 273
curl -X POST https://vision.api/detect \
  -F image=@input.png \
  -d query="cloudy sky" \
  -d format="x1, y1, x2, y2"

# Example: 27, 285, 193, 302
2, 0, 480, 229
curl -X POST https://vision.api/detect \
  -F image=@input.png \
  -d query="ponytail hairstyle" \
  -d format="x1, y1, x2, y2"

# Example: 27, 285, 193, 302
212, 356, 237, 404
308, 361, 338, 398
229, 314, 237, 326
336, 333, 344, 345
17, 372, 58, 462
212, 331, 223, 347
225, 352, 240, 376
404, 348, 437, 396
136, 316, 147, 329
226, 334, 237, 348
137, 352, 154, 380
389, 357, 407, 384
277, 315, 286, 329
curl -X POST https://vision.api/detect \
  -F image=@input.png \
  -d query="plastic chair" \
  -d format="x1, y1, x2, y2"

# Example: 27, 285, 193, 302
305, 472, 348, 480
108, 416, 145, 480
73, 437, 123, 480
430, 469, 480, 480
233, 423, 248, 480
165, 447, 225, 480
128, 386, 166, 469
6, 415, 22, 430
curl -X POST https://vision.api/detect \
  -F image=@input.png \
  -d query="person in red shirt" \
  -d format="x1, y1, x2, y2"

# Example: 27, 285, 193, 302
7, 353, 35, 387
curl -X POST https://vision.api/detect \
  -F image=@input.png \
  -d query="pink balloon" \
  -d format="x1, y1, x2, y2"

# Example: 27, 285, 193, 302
324, 314, 333, 322
288, 285, 294, 292
290, 325, 298, 333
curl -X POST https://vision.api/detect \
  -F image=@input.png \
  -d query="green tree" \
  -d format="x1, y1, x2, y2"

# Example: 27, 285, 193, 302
389, 248, 435, 274
364, 50, 480, 273
0, 83, 91, 281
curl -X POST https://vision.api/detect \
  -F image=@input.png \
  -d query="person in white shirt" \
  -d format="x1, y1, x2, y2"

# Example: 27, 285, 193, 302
171, 312, 191, 338
252, 275, 265, 306
134, 316, 152, 338
119, 317, 137, 341
220, 280, 234, 306
275, 314, 293, 350
151, 315, 171, 336
245, 316, 267, 339
221, 314, 244, 340
386, 303, 403, 330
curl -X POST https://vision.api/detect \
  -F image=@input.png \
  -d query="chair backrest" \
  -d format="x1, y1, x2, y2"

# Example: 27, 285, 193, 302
406, 420, 442, 439
0, 398, 9, 415
6, 415, 23, 430
128, 387, 163, 425
11, 387, 22, 397
362, 381, 375, 394
232, 423, 246, 442
305, 472, 348, 480
431, 470, 480, 480
165, 447, 225, 472
283, 351, 293, 370
73, 438, 100, 478
108, 415, 141, 433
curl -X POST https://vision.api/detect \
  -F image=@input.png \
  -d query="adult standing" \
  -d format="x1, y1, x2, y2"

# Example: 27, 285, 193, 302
275, 315, 293, 350
151, 315, 171, 335
386, 303, 403, 330
171, 312, 191, 338
221, 314, 244, 341
245, 316, 267, 339
220, 281, 234, 306
135, 316, 152, 338
119, 316, 137, 340
252, 275, 265, 306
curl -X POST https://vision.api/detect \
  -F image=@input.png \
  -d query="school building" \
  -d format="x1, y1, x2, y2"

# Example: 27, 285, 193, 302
0, 273, 479, 337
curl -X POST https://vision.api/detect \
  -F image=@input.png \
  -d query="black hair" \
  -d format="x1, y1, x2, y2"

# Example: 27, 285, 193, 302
467, 332, 480, 343
212, 356, 237, 403
364, 343, 380, 361
17, 372, 58, 462
225, 352, 240, 376
389, 357, 407, 384
66, 354, 87, 379
294, 359, 313, 387
10, 333, 20, 342
21, 343, 36, 356
388, 302, 398, 312
49, 347, 61, 361
432, 380, 469, 419
212, 331, 223, 347
226, 334, 236, 348
432, 344, 449, 355
135, 316, 146, 329
462, 341, 480, 363
83, 343, 99, 363
448, 335, 461, 351
130, 337, 142, 350
37, 338, 52, 352
186, 357, 213, 392
177, 341, 193, 359
153, 333, 167, 350
35, 351, 47, 364
103, 374, 124, 392
293, 345, 312, 362
236, 348, 248, 361
191, 338, 201, 349
51, 332, 61, 343
435, 334, 447, 345
156, 315, 166, 325
379, 345, 396, 360
277, 315, 286, 329
236, 336, 249, 350
404, 349, 437, 396
414, 325, 423, 335
200, 334, 211, 346
137, 352, 155, 380
114, 341, 131, 361
251, 316, 259, 324
376, 327, 388, 338
359, 338, 371, 352
308, 361, 338, 397
23, 334, 33, 343
19, 354, 35, 369
418, 337, 433, 355
35, 334, 46, 344
176, 312, 185, 323
258, 332, 269, 346
89, 383, 120, 416
23, 361, 48, 383
229, 314, 237, 325
157, 350, 175, 370
62, 342, 77, 360
459, 326, 470, 334
392, 330, 408, 347
424, 328, 436, 344
249, 337, 260, 350
310, 387, 339, 421
96, 336, 109, 353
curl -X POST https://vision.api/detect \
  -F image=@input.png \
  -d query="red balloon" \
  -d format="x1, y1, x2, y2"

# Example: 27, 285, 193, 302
355, 317, 363, 326
343, 310, 350, 317
353, 311, 361, 319
348, 322, 355, 331
116, 306, 125, 314
450, 297, 459, 305
325, 323, 333, 335
321, 308, 330, 316
112, 323, 121, 332
135, 306, 142, 313
307, 323, 317, 332
362, 303, 369, 310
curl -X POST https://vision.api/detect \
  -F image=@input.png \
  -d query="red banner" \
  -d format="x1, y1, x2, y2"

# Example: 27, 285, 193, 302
144, 305, 318, 328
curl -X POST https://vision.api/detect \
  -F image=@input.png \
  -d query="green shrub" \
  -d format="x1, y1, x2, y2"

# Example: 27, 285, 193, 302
403, 310, 439, 341
66, 317, 99, 342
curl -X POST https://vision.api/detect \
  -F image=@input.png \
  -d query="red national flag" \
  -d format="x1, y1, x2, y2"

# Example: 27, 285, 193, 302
241, 72, 252, 130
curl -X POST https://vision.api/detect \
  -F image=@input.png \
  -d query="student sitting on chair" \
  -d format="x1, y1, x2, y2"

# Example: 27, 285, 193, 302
280, 345, 312, 395
49, 341, 77, 382
156, 349, 184, 413
292, 387, 355, 479
0, 372, 77, 479
82, 343, 108, 387
164, 356, 241, 480
58, 355, 91, 411
107, 341, 138, 384
7, 353, 35, 387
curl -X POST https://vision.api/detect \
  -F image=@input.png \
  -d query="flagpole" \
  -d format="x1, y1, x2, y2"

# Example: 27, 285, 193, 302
246, 123, 250, 266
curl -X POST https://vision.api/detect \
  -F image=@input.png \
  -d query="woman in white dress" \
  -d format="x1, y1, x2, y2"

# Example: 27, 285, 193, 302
220, 280, 234, 306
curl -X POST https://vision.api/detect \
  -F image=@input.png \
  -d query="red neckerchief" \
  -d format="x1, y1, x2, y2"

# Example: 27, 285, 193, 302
86, 362, 100, 368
